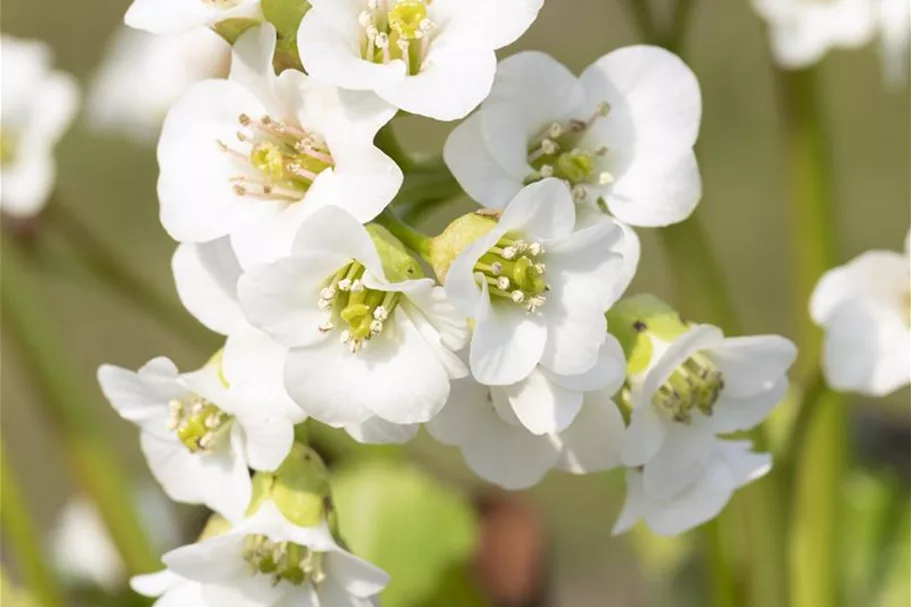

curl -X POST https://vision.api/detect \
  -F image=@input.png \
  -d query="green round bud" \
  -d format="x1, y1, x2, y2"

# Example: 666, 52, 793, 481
366, 223, 424, 283
429, 212, 498, 282
247, 443, 332, 528
606, 294, 689, 375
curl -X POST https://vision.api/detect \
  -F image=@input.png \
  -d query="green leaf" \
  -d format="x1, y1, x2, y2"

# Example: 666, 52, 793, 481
332, 460, 478, 607
262, 0, 310, 71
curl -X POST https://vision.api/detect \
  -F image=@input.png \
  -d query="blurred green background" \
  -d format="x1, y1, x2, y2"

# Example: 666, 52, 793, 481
1, 0, 909, 605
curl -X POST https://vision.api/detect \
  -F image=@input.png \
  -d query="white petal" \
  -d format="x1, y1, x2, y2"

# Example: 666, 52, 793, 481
320, 137, 402, 224
500, 367, 583, 435
202, 579, 288, 607
172, 239, 245, 336
239, 414, 294, 472
459, 416, 561, 490
240, 502, 338, 551
621, 402, 667, 467
443, 112, 524, 209
325, 550, 390, 597
222, 329, 304, 422
424, 376, 493, 446
229, 24, 278, 103
345, 417, 419, 445
642, 421, 715, 500
556, 391, 625, 474
125, 0, 261, 34
709, 377, 789, 434
162, 534, 248, 583
497, 178, 576, 239
809, 250, 908, 324
131, 570, 184, 597
638, 325, 726, 407
612, 470, 645, 535
432, 0, 544, 50
542, 332, 627, 395
290, 205, 385, 278
709, 334, 796, 398
97, 358, 182, 427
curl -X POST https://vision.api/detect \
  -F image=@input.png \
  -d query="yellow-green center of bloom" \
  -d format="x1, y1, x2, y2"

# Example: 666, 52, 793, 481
524, 102, 615, 202
317, 261, 402, 353
242, 535, 325, 586
475, 233, 548, 313
359, 0, 435, 75
217, 113, 334, 203
653, 354, 725, 424
168, 397, 233, 453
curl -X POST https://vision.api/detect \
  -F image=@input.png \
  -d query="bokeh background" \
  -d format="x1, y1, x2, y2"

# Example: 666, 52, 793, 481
1, 0, 909, 605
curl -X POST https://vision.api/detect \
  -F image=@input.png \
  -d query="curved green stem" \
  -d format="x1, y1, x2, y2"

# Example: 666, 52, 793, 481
1, 237, 161, 577
374, 209, 434, 260
44, 200, 216, 350
0, 438, 66, 607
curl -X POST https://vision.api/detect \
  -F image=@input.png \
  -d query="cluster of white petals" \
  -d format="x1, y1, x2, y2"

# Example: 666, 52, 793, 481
810, 228, 911, 396
0, 36, 79, 218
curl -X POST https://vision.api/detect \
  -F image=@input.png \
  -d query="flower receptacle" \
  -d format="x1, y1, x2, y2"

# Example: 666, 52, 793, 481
429, 212, 498, 282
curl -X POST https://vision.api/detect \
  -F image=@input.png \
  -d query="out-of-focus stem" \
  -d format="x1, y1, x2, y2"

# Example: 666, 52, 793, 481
775, 65, 845, 607
0, 438, 66, 607
1, 237, 161, 576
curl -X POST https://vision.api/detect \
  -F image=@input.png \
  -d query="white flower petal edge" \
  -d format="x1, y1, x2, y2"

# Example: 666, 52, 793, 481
613, 439, 771, 537
752, 0, 876, 69
161, 501, 388, 607
125, 0, 262, 35
131, 569, 206, 606
0, 36, 79, 218
427, 375, 625, 490
296, 0, 544, 121
445, 179, 629, 385
238, 205, 468, 427
620, 323, 795, 495
810, 234, 911, 396
158, 24, 401, 267
444, 48, 702, 227
97, 357, 298, 521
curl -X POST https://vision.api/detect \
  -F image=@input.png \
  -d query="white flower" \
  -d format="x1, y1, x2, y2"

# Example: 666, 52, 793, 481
810, 229, 911, 396
619, 324, 795, 500
132, 570, 206, 606
444, 178, 632, 386
613, 439, 772, 537
443, 48, 702, 227
752, 0, 875, 69
238, 205, 469, 427
97, 356, 298, 521
427, 368, 627, 490
125, 0, 261, 35
296, 0, 544, 121
161, 502, 388, 607
87, 27, 230, 144
877, 0, 910, 87
173, 236, 413, 442
50, 488, 180, 592
0, 36, 78, 218
159, 24, 402, 267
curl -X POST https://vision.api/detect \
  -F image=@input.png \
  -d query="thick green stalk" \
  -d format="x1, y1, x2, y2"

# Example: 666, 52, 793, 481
1, 238, 161, 576
0, 439, 66, 607
775, 66, 844, 607
374, 209, 434, 260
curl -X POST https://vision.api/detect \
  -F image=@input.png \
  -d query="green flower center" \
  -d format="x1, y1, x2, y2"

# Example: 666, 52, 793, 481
317, 261, 402, 353
524, 102, 615, 202
475, 233, 548, 313
168, 397, 233, 453
242, 535, 325, 586
359, 0, 435, 76
217, 113, 334, 203
652, 354, 725, 424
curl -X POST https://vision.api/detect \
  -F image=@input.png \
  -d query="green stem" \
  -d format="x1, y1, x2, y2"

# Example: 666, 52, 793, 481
374, 209, 434, 260
774, 66, 844, 607
44, 200, 215, 349
0, 439, 66, 607
701, 519, 740, 607
1, 237, 161, 577
376, 123, 418, 173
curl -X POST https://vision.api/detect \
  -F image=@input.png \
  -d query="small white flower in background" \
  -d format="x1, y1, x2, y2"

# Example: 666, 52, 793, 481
125, 0, 261, 35
0, 36, 78, 218
443, 178, 632, 386
98, 356, 299, 521
810, 229, 911, 396
877, 0, 910, 87
613, 439, 772, 537
161, 502, 388, 607
752, 0, 876, 69
172, 236, 419, 445
87, 27, 230, 144
238, 205, 469, 427
296, 0, 545, 121
159, 24, 402, 267
51, 488, 180, 592
444, 48, 703, 227
609, 296, 796, 501
427, 368, 627, 490
132, 570, 206, 607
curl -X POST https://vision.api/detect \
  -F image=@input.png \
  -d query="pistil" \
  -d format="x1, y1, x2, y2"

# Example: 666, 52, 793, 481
475, 234, 548, 313
168, 396, 233, 453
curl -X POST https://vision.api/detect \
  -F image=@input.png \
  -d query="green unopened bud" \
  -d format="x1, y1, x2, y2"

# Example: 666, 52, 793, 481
606, 294, 689, 375
366, 223, 423, 282
212, 17, 263, 45
262, 0, 311, 71
248, 443, 332, 528
429, 212, 499, 282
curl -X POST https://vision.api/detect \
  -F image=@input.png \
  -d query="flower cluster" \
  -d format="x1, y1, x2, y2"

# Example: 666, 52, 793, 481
96, 0, 804, 603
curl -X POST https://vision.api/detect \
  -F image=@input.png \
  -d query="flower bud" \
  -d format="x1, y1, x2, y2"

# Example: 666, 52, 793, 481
606, 294, 689, 375
429, 212, 499, 282
247, 443, 332, 528
262, 0, 312, 71
366, 223, 424, 282
212, 18, 263, 45
198, 512, 233, 541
